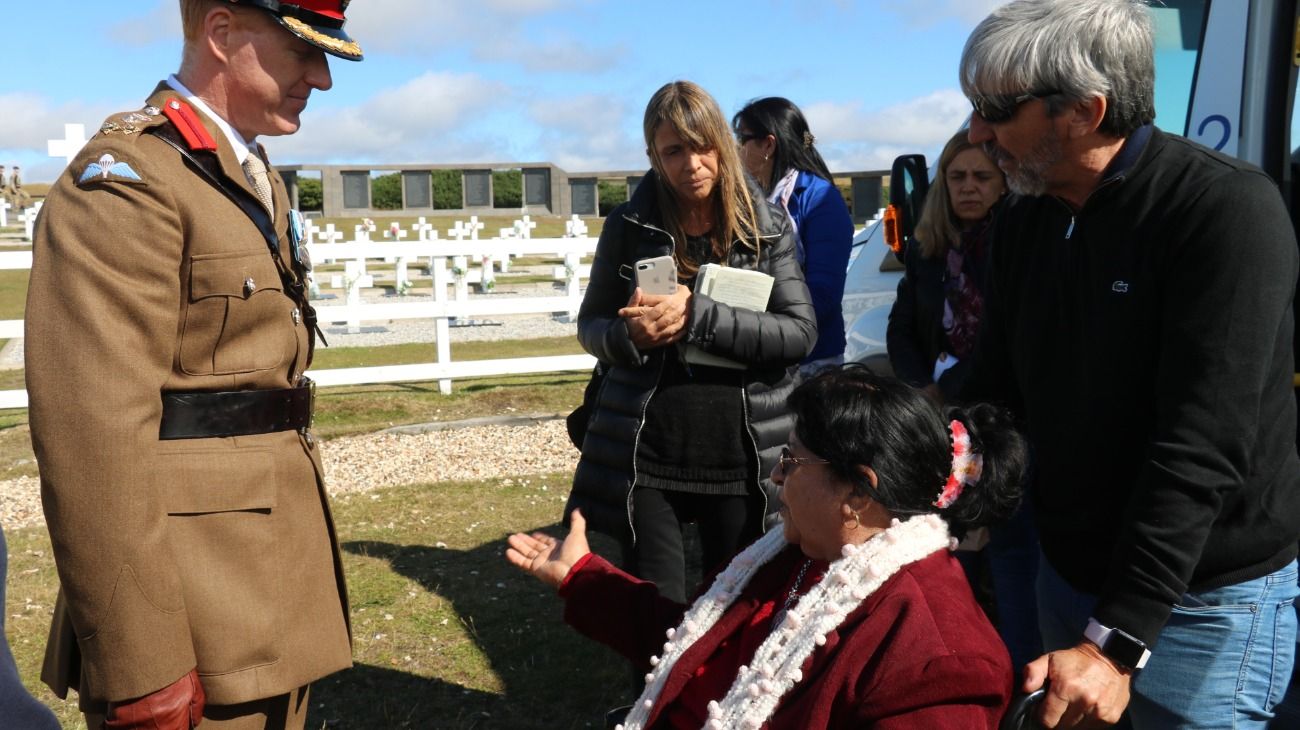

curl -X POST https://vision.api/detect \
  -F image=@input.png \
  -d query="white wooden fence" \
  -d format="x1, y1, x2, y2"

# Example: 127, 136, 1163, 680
0, 231, 600, 409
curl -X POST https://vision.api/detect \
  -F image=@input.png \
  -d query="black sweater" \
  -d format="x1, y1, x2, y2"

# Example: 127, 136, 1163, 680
967, 126, 1300, 647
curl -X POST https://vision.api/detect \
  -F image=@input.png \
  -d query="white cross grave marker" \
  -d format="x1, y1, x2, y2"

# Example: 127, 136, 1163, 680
0, 199, 9, 228
48, 124, 89, 167
466, 215, 485, 241
518, 214, 537, 239
321, 224, 344, 244
413, 217, 436, 241
565, 214, 589, 238
303, 218, 320, 245
447, 221, 468, 242
20, 202, 43, 241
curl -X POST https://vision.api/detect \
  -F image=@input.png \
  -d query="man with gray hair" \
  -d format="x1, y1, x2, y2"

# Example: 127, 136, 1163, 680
961, 0, 1300, 727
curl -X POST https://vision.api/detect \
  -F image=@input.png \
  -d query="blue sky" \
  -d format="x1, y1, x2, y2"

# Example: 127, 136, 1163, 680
3, 1, 1006, 183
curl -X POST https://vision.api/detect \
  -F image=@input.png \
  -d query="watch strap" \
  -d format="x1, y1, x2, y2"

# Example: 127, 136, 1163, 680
1084, 617, 1151, 670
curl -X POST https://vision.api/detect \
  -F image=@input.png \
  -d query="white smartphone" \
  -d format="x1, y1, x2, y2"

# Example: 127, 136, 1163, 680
635, 255, 678, 295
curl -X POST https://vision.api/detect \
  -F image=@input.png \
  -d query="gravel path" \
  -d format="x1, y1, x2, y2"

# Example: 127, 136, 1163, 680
0, 417, 579, 531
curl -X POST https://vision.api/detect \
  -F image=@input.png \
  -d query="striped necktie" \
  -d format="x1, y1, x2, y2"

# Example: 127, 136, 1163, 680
242, 153, 274, 215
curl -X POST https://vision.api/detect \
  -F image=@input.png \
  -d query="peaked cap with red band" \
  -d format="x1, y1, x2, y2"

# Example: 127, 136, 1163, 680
224, 0, 363, 61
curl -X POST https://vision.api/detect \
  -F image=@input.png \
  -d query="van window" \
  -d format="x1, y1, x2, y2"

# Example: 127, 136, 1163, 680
1150, 0, 1208, 137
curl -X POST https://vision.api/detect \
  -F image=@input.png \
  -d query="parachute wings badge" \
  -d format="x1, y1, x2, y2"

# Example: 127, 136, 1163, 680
78, 153, 143, 186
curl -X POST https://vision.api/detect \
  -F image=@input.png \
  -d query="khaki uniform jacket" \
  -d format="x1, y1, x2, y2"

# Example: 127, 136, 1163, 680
26, 83, 352, 707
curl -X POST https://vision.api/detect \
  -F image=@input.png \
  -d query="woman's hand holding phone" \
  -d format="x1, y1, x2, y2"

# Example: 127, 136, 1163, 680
620, 285, 691, 349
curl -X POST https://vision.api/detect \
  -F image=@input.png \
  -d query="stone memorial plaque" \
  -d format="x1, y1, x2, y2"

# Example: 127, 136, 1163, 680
851, 177, 882, 224
342, 171, 371, 210
571, 178, 597, 216
464, 170, 491, 208
523, 168, 550, 207
404, 171, 432, 209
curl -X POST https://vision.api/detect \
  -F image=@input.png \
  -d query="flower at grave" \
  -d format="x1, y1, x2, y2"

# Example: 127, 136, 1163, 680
482, 278, 496, 292
362, 217, 376, 232
451, 265, 466, 279
397, 279, 413, 297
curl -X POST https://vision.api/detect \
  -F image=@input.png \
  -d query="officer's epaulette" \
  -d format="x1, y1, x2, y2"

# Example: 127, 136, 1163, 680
158, 98, 218, 152
76, 99, 220, 188
73, 105, 172, 188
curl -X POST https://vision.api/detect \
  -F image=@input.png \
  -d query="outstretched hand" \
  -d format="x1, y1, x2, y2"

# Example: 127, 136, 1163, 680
505, 509, 593, 589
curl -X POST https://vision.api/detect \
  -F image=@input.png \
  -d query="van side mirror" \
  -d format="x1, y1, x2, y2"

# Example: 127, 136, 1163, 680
885, 154, 929, 263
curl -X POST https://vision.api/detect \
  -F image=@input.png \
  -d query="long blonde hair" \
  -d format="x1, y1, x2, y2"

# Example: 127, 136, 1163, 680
643, 81, 762, 275
914, 131, 1004, 259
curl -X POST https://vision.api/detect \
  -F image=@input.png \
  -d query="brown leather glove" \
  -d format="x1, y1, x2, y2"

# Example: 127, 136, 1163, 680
103, 668, 205, 730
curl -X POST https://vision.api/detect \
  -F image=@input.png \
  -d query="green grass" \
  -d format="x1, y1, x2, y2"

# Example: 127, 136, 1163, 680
5, 476, 631, 729
0, 270, 29, 320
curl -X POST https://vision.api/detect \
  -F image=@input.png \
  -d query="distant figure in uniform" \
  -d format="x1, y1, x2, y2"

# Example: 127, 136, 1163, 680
9, 166, 30, 210
0, 165, 11, 211
27, 2, 362, 729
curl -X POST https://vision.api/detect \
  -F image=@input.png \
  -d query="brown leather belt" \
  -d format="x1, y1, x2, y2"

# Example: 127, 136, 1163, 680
158, 380, 314, 440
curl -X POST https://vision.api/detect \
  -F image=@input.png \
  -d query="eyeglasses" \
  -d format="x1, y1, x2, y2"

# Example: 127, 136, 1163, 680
969, 89, 1061, 124
778, 446, 829, 473
736, 133, 761, 146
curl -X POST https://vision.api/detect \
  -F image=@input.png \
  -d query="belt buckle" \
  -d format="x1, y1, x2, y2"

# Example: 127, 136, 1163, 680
301, 376, 316, 431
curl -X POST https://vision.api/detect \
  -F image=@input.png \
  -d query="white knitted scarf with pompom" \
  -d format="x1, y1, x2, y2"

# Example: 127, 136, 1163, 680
615, 513, 952, 730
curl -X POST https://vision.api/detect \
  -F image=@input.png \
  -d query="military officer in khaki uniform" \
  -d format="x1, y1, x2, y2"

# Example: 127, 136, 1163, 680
26, 2, 362, 728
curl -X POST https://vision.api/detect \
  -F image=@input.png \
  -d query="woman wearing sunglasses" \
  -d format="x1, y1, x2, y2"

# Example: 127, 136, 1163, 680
509, 365, 1023, 729
733, 98, 854, 379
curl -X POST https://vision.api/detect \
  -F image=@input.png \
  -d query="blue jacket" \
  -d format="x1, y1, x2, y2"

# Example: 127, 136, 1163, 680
785, 171, 853, 362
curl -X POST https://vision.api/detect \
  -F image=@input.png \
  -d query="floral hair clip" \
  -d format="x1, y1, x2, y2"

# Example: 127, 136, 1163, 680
933, 420, 983, 509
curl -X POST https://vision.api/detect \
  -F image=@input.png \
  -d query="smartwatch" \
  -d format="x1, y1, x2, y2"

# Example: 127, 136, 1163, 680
1084, 618, 1151, 671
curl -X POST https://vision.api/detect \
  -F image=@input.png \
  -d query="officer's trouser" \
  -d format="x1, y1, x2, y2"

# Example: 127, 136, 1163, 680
84, 685, 309, 730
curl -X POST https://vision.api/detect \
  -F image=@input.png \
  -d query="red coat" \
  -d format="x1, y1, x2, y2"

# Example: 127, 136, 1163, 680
561, 546, 1012, 729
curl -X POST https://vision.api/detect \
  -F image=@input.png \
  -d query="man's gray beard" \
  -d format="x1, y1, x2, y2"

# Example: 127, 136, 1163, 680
986, 133, 1061, 197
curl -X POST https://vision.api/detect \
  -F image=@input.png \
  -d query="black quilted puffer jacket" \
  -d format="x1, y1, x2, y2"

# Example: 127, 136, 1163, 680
565, 171, 818, 544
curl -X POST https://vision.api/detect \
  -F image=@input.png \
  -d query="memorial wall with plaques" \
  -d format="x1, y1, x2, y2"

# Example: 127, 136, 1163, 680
524, 168, 550, 207
342, 171, 371, 210
463, 170, 492, 208
570, 178, 597, 216
403, 171, 432, 209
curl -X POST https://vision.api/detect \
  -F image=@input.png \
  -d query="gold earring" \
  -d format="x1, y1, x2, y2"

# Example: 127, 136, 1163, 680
846, 511, 861, 530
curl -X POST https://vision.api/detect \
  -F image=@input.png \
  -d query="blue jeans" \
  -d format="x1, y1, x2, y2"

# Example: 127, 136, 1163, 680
1038, 556, 1298, 729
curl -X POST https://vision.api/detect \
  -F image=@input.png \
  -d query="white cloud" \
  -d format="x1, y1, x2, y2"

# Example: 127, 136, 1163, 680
0, 93, 136, 164
803, 89, 971, 172
337, 0, 619, 73
474, 33, 625, 73
109, 1, 181, 46
529, 94, 641, 171
806, 88, 970, 148
882, 0, 1008, 26
262, 72, 515, 164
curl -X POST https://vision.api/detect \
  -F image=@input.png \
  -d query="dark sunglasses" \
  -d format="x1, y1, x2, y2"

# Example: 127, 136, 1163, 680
735, 132, 762, 145
969, 89, 1061, 124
